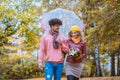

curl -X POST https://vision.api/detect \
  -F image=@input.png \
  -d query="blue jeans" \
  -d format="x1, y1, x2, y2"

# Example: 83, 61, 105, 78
44, 62, 63, 80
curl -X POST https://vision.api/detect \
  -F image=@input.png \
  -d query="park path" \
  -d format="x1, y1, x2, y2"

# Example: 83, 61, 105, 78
27, 77, 120, 80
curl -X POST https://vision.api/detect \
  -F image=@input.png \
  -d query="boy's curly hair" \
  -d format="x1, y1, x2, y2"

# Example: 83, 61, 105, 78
49, 18, 62, 27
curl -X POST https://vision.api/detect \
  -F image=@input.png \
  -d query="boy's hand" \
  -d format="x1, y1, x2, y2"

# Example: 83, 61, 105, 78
38, 65, 43, 72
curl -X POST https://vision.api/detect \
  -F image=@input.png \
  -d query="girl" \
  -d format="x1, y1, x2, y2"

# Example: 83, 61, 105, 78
65, 25, 86, 80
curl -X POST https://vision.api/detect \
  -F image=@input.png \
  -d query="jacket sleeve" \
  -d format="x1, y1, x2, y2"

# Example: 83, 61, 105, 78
61, 40, 69, 54
60, 35, 69, 54
76, 42, 86, 61
38, 36, 46, 67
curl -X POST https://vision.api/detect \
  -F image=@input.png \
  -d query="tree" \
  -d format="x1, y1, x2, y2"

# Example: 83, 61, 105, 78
80, 0, 120, 76
117, 45, 120, 76
0, 0, 41, 55
95, 45, 103, 76
110, 52, 116, 76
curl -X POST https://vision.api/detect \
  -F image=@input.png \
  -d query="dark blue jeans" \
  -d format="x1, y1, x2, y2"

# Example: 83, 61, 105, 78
44, 62, 63, 80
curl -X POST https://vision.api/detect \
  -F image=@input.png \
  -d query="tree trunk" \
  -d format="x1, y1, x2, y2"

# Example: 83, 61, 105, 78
110, 53, 116, 76
117, 45, 120, 76
95, 45, 103, 76
90, 60, 96, 77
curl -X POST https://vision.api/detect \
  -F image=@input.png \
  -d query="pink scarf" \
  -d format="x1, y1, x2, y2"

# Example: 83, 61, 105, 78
49, 30, 59, 49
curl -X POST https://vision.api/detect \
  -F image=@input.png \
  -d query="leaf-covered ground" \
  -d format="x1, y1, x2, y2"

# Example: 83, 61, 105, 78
27, 77, 120, 80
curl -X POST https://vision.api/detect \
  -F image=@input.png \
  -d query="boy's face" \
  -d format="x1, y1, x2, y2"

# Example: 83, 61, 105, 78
51, 24, 60, 32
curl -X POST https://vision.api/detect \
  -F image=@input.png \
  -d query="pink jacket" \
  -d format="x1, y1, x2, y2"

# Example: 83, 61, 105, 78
38, 32, 68, 66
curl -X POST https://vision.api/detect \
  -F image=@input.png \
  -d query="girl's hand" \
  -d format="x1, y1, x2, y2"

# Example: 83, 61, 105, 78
74, 57, 82, 62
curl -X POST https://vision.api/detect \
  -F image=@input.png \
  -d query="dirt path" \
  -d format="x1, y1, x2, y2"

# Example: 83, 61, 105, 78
27, 77, 120, 80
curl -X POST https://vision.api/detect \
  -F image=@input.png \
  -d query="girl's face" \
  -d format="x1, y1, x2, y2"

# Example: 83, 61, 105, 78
70, 31, 80, 38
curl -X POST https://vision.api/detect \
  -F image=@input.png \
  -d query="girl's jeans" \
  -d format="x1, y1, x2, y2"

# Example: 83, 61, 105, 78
44, 62, 63, 80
